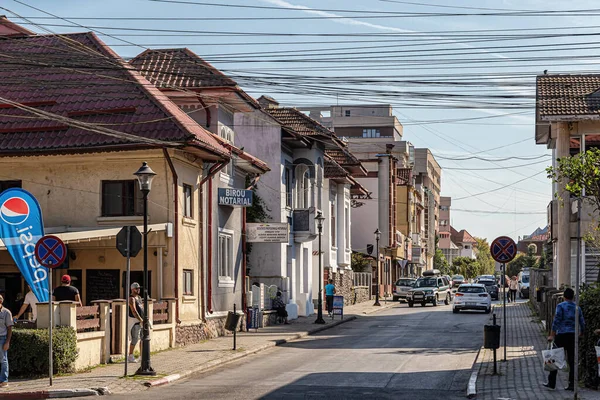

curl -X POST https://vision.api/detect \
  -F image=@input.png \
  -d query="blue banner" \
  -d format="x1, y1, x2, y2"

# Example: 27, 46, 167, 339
0, 189, 48, 302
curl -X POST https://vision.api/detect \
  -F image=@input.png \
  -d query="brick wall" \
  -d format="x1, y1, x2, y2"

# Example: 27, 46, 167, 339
175, 313, 247, 347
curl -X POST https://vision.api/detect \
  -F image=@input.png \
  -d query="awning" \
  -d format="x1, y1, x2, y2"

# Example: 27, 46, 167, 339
0, 223, 170, 250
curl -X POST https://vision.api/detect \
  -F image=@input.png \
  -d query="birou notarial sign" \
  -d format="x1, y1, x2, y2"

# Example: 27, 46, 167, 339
218, 188, 253, 207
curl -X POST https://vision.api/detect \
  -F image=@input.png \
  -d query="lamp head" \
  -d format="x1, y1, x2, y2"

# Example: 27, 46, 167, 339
315, 211, 325, 230
374, 228, 381, 241
134, 162, 157, 192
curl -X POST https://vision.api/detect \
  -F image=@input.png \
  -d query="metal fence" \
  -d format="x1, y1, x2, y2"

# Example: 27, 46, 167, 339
353, 272, 372, 288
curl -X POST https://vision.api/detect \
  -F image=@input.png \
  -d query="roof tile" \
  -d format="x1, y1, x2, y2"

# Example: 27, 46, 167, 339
537, 74, 600, 117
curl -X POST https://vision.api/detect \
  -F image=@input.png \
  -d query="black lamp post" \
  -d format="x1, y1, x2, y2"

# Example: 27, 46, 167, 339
315, 211, 326, 324
134, 162, 157, 376
374, 228, 381, 306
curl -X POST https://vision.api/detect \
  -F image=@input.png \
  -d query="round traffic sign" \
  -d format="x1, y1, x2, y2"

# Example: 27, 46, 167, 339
35, 235, 67, 269
490, 236, 517, 263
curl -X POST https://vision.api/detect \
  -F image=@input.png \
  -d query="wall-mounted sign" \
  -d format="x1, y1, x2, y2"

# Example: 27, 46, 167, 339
218, 188, 253, 207
246, 223, 289, 243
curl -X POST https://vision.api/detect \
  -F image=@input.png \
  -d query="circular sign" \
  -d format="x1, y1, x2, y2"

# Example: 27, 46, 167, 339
35, 235, 67, 269
490, 236, 517, 263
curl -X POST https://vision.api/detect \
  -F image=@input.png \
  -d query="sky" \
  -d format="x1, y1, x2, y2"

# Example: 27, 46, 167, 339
4, 0, 600, 242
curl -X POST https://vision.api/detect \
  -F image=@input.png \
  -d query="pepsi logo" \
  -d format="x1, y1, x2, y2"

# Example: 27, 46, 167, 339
0, 197, 30, 226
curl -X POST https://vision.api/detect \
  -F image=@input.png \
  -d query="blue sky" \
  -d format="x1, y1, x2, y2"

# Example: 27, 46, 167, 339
5, 0, 599, 242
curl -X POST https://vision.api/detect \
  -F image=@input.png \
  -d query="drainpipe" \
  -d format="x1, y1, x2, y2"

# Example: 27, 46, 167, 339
200, 161, 228, 314
242, 176, 261, 315
197, 96, 211, 128
163, 149, 181, 323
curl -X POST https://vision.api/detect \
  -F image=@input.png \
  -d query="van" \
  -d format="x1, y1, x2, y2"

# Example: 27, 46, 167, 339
518, 271, 530, 299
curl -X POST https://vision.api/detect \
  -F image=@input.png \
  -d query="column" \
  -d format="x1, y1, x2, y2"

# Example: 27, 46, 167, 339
336, 184, 345, 266
556, 121, 571, 288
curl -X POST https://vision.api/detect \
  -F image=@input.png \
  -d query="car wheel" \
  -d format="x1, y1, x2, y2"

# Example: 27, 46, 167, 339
421, 302, 426, 307
432, 296, 438, 306
444, 294, 450, 305
408, 301, 414, 308
393, 296, 399, 301
453, 308, 459, 314
485, 307, 491, 314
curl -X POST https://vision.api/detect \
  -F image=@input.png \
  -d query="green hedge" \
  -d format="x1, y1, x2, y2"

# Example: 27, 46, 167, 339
8, 327, 78, 377
579, 284, 600, 389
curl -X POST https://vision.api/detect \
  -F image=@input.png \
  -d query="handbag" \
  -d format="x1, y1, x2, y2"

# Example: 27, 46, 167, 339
543, 341, 566, 372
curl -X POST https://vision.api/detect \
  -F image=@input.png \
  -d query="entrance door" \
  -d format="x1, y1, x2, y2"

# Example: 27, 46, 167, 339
0, 274, 23, 315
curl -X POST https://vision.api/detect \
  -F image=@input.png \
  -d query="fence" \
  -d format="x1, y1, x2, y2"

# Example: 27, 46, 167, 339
353, 272, 372, 288
153, 301, 169, 325
76, 305, 100, 333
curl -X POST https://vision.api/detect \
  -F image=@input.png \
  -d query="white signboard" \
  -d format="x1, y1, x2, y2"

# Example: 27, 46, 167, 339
246, 223, 289, 243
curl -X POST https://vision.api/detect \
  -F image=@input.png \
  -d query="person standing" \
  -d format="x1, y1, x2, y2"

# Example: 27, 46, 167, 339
52, 275, 82, 306
509, 276, 519, 303
128, 283, 144, 363
325, 279, 336, 317
0, 295, 13, 388
544, 288, 585, 391
14, 285, 38, 322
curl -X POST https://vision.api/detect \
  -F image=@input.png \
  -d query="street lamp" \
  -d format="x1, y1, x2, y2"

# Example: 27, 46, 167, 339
374, 228, 381, 306
134, 162, 157, 376
315, 211, 326, 324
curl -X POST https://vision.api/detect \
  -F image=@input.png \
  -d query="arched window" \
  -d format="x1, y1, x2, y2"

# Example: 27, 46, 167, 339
295, 164, 310, 208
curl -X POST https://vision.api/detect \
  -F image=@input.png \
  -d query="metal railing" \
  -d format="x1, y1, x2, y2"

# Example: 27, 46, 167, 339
353, 272, 372, 287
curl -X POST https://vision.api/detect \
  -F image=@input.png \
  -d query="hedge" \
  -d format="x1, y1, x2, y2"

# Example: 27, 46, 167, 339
8, 327, 78, 377
579, 284, 600, 389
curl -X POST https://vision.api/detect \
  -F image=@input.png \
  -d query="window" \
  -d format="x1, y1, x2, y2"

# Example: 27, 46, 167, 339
183, 270, 193, 295
345, 110, 351, 117
183, 184, 193, 218
0, 180, 21, 193
295, 165, 311, 208
284, 167, 292, 207
362, 128, 380, 138
440, 205, 449, 211
218, 230, 234, 285
331, 203, 336, 247
101, 180, 143, 217
440, 220, 448, 226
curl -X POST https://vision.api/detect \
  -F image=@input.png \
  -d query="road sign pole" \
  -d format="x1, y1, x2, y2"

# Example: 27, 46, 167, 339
124, 226, 131, 377
48, 262, 53, 386
502, 263, 507, 362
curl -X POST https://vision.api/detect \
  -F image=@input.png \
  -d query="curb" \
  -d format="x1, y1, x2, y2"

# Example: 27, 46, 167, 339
0, 388, 99, 399
466, 307, 497, 399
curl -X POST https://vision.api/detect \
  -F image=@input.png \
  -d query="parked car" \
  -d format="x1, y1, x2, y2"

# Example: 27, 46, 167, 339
393, 278, 416, 302
476, 279, 499, 300
451, 274, 466, 288
518, 272, 530, 298
406, 269, 452, 307
453, 284, 491, 313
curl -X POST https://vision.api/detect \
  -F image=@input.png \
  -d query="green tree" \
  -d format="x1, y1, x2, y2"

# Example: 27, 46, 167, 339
475, 237, 495, 276
434, 248, 450, 275
506, 246, 537, 278
351, 252, 371, 272
452, 256, 480, 279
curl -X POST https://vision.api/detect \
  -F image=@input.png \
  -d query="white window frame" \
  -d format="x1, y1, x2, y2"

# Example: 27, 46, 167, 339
220, 126, 235, 184
218, 228, 235, 287
183, 184, 193, 218
183, 269, 194, 295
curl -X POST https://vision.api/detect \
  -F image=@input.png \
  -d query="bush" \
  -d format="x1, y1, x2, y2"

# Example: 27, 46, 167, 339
578, 284, 600, 389
8, 326, 78, 377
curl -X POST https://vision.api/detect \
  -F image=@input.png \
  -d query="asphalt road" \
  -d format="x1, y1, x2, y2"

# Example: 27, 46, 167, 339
107, 301, 491, 400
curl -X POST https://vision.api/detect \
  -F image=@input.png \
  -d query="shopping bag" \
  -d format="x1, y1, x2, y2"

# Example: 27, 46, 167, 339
595, 340, 600, 377
542, 342, 566, 372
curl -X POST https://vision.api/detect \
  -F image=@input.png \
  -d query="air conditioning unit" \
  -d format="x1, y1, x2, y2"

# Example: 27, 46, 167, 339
292, 208, 319, 243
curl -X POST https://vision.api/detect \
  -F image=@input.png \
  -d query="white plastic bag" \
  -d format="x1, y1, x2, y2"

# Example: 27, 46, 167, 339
543, 342, 566, 372
595, 341, 600, 377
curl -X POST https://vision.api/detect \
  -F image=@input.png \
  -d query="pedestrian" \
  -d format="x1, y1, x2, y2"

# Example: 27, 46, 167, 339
272, 291, 289, 324
14, 285, 38, 322
509, 276, 519, 303
52, 275, 82, 306
544, 288, 584, 391
127, 282, 144, 363
0, 294, 13, 388
325, 279, 336, 317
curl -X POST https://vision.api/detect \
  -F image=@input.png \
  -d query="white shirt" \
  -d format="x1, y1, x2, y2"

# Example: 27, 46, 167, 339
24, 291, 38, 321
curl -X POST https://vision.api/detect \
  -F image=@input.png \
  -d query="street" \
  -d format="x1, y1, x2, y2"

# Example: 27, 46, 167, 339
108, 302, 490, 400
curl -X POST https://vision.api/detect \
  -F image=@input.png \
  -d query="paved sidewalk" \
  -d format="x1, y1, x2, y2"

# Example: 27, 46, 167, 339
474, 301, 597, 400
1, 299, 395, 397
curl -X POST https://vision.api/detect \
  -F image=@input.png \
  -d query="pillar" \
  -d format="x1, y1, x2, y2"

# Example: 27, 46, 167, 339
92, 300, 111, 363
110, 299, 127, 356
556, 121, 571, 288
58, 301, 77, 328
36, 302, 58, 329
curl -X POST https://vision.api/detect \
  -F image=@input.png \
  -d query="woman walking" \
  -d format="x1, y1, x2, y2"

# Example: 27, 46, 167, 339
509, 276, 519, 303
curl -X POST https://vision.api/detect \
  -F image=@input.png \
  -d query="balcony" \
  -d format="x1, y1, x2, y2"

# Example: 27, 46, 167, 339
412, 246, 425, 265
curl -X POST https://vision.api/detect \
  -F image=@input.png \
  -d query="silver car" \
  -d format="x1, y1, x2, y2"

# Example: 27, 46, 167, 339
393, 278, 416, 302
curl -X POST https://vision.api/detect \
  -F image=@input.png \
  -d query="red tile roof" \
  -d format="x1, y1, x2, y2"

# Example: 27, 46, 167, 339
0, 31, 228, 157
265, 107, 336, 138
537, 74, 600, 118
450, 226, 477, 244
0, 16, 35, 37
324, 156, 348, 179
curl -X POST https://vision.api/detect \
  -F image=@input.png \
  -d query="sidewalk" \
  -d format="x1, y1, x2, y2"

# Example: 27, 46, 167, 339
473, 301, 597, 400
1, 299, 395, 398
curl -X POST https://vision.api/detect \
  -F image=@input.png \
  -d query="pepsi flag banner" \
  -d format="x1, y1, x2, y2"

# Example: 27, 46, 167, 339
0, 189, 48, 302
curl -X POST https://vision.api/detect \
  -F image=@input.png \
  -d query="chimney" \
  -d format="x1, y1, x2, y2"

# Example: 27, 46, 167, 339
258, 95, 279, 109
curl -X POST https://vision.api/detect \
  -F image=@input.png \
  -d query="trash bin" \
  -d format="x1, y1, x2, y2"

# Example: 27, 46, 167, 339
224, 311, 241, 332
484, 324, 500, 349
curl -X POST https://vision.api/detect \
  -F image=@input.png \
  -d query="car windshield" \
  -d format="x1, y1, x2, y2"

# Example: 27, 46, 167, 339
458, 286, 485, 294
452, 275, 464, 280
521, 275, 530, 283
414, 278, 437, 287
479, 280, 496, 287
395, 279, 415, 286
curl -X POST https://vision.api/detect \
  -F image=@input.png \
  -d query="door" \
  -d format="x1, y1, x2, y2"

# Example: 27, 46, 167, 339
0, 274, 23, 315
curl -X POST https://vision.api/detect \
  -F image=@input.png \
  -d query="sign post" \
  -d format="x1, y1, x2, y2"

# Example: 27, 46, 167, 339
490, 236, 517, 363
34, 235, 67, 387
116, 226, 142, 376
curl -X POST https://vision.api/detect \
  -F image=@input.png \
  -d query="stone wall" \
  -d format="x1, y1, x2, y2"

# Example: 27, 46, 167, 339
325, 269, 372, 306
175, 313, 247, 347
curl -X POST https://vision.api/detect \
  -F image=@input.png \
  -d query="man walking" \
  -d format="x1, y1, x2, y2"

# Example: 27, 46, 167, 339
325, 279, 336, 317
53, 275, 82, 306
128, 283, 144, 363
0, 295, 13, 388
544, 288, 585, 391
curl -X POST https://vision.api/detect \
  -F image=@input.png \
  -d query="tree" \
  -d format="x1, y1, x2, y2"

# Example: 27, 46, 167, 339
506, 246, 537, 278
351, 252, 371, 272
434, 248, 450, 275
452, 256, 480, 279
475, 237, 495, 276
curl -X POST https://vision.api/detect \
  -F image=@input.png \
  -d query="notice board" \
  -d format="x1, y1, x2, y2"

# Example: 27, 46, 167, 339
86, 269, 120, 304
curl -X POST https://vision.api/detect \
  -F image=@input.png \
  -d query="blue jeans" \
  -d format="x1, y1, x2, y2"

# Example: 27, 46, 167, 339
0, 336, 7, 383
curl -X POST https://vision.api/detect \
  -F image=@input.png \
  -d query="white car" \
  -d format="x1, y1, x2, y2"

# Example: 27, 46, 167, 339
452, 284, 491, 314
